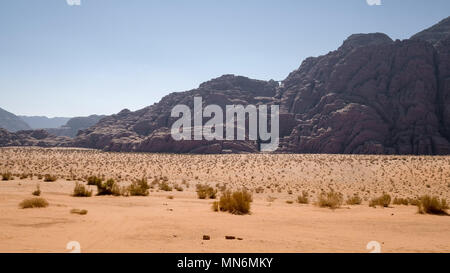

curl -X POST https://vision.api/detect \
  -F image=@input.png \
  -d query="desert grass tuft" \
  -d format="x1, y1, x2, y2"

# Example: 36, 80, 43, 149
19, 197, 49, 209
296, 190, 309, 204
196, 184, 217, 199
346, 194, 362, 205
369, 193, 391, 208
128, 178, 150, 196
317, 190, 343, 209
73, 182, 92, 197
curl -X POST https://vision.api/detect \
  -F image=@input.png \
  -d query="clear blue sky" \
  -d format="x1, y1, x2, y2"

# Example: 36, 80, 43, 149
1, 0, 449, 117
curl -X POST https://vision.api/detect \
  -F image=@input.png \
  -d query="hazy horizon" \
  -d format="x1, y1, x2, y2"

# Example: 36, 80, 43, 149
1, 0, 449, 117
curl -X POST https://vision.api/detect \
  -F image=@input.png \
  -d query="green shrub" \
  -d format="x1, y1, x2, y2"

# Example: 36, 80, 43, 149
297, 191, 309, 204
196, 184, 217, 199
19, 197, 49, 209
317, 190, 343, 209
346, 194, 362, 205
43, 174, 57, 182
73, 182, 92, 197
417, 195, 449, 215
369, 193, 391, 208
216, 189, 252, 215
128, 178, 150, 196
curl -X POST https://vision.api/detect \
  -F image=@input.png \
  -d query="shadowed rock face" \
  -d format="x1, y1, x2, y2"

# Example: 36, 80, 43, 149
2, 17, 450, 155
73, 75, 279, 153
277, 33, 450, 155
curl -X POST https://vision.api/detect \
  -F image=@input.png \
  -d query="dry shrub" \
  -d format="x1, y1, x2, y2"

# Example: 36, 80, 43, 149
159, 181, 172, 192
346, 194, 362, 205
317, 190, 343, 209
96, 179, 123, 196
32, 185, 41, 196
19, 197, 49, 209
128, 178, 150, 196
408, 197, 420, 206
393, 197, 409, 206
215, 189, 252, 215
73, 182, 92, 197
70, 209, 88, 215
297, 190, 309, 204
174, 184, 184, 192
196, 184, 217, 199
417, 195, 449, 215
1, 172, 13, 181
369, 193, 391, 208
87, 176, 103, 186
43, 174, 57, 182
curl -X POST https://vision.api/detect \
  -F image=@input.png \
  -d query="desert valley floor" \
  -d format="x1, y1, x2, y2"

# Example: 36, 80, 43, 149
0, 147, 449, 253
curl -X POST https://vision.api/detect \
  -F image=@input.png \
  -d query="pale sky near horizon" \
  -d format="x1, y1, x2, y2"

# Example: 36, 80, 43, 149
1, 0, 449, 117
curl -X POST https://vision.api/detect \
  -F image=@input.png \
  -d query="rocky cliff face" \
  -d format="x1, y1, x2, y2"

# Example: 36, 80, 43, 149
2, 16, 450, 155
73, 75, 278, 153
277, 32, 450, 155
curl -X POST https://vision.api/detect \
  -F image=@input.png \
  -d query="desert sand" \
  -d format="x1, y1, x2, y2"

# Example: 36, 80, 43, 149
0, 147, 449, 253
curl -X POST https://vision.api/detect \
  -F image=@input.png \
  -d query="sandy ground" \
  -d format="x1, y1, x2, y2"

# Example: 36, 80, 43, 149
0, 147, 449, 253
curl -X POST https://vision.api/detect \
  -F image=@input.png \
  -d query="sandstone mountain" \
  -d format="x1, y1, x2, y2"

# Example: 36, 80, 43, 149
2, 16, 450, 155
0, 107, 31, 132
18, 116, 70, 130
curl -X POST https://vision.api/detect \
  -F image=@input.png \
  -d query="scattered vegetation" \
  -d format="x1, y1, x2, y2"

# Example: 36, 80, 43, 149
19, 197, 49, 209
417, 195, 448, 215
